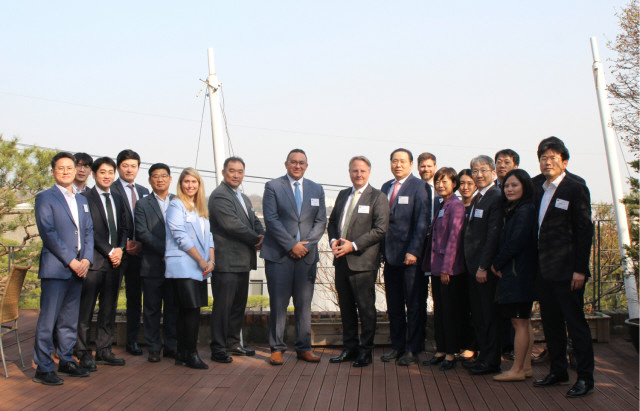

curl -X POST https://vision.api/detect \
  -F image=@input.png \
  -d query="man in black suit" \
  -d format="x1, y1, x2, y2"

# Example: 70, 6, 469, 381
208, 157, 265, 363
135, 163, 178, 363
111, 149, 150, 356
73, 152, 93, 193
463, 155, 504, 375
532, 137, 595, 398
380, 148, 431, 366
78, 157, 129, 369
328, 156, 389, 367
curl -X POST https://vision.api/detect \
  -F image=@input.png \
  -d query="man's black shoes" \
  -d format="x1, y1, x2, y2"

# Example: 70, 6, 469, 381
566, 379, 594, 398
33, 371, 64, 386
330, 349, 359, 363
227, 346, 256, 356
533, 372, 570, 387
58, 361, 90, 377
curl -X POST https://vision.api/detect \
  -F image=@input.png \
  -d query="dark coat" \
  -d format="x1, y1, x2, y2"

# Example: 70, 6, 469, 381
463, 185, 504, 275
135, 193, 175, 277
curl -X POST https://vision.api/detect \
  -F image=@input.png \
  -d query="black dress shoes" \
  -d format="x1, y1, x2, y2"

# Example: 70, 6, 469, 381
533, 372, 570, 387
469, 362, 501, 375
353, 352, 372, 368
126, 342, 143, 356
211, 352, 233, 363
462, 359, 479, 370
186, 351, 209, 370
398, 352, 419, 366
425, 355, 445, 366
566, 379, 594, 398
330, 349, 359, 363
96, 349, 126, 366
148, 351, 161, 363
79, 352, 97, 372
33, 371, 64, 386
228, 346, 256, 356
58, 361, 90, 377
440, 358, 456, 371
380, 349, 404, 362
163, 349, 177, 359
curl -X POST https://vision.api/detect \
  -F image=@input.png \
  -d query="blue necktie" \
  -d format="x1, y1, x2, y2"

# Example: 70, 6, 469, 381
294, 181, 302, 214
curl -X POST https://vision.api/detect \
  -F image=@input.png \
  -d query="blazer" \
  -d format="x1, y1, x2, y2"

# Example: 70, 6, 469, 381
533, 173, 593, 281
82, 187, 129, 272
209, 182, 265, 272
492, 201, 537, 303
111, 179, 150, 241
135, 192, 175, 278
428, 195, 466, 276
463, 185, 504, 275
164, 199, 214, 281
380, 174, 430, 266
327, 185, 389, 272
35, 186, 94, 279
260, 175, 327, 265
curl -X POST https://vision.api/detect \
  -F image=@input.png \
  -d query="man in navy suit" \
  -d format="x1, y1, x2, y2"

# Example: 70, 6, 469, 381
532, 137, 595, 398
261, 149, 327, 365
111, 149, 150, 356
380, 148, 430, 366
33, 152, 94, 385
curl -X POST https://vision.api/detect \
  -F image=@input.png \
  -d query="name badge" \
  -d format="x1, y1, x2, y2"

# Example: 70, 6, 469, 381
398, 196, 409, 204
83, 204, 89, 213
438, 209, 445, 218
474, 209, 484, 218
358, 205, 370, 214
555, 198, 569, 210
310, 198, 320, 207
142, 193, 148, 198
186, 214, 194, 222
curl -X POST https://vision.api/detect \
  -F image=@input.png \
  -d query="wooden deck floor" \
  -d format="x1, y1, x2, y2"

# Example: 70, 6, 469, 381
1, 310, 637, 410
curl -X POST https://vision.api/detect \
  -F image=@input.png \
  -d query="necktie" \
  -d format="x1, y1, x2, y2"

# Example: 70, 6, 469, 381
389, 181, 400, 207
127, 184, 138, 212
236, 190, 249, 217
341, 189, 361, 237
294, 181, 302, 214
103, 193, 118, 246
469, 193, 483, 221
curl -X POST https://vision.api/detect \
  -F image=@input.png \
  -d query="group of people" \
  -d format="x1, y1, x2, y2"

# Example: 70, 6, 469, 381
32, 136, 595, 398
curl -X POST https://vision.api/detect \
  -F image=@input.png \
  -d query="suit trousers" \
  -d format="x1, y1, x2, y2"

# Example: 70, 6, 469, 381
210, 271, 250, 355
265, 258, 316, 353
538, 279, 594, 383
34, 277, 83, 372
334, 258, 377, 353
142, 277, 178, 353
468, 273, 501, 367
383, 263, 427, 353
432, 274, 464, 355
119, 254, 142, 344
77, 267, 120, 352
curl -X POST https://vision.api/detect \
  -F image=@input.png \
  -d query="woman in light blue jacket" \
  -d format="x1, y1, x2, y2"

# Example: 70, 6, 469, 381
165, 167, 214, 369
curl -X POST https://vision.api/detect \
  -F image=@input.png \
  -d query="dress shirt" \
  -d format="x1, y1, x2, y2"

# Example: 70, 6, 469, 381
386, 175, 410, 199
55, 184, 81, 250
118, 178, 137, 217
153, 192, 170, 218
538, 172, 566, 232
233, 188, 249, 216
331, 183, 369, 251
286, 174, 304, 199
96, 186, 119, 255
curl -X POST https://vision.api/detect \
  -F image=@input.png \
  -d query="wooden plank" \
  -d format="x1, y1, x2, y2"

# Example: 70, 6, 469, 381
328, 357, 350, 410
299, 348, 332, 410
370, 348, 387, 411
395, 363, 417, 410
419, 358, 446, 411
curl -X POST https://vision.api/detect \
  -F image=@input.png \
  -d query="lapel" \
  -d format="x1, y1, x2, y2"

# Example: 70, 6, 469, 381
148, 193, 165, 223
113, 180, 132, 216
223, 183, 250, 224
51, 186, 77, 228
281, 175, 299, 217
390, 174, 414, 212
541, 177, 568, 226
346, 185, 372, 233
90, 187, 109, 229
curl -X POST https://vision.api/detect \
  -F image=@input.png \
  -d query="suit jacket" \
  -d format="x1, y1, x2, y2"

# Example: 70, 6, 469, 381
463, 185, 504, 275
533, 173, 593, 281
260, 175, 327, 265
82, 187, 129, 272
135, 192, 175, 278
35, 186, 94, 279
110, 179, 150, 241
429, 195, 466, 276
327, 185, 389, 272
164, 199, 214, 281
380, 174, 430, 266
209, 182, 265, 272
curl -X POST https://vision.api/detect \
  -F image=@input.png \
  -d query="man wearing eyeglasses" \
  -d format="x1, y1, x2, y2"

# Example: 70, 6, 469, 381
73, 153, 94, 193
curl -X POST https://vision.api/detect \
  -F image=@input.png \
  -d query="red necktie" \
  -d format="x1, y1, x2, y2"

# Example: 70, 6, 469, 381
389, 181, 400, 207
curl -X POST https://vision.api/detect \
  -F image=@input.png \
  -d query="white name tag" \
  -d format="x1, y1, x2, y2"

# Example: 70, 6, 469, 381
398, 196, 409, 204
142, 193, 148, 198
310, 198, 320, 207
358, 205, 370, 214
186, 214, 194, 222
474, 209, 484, 218
555, 198, 569, 210
83, 204, 89, 213
438, 209, 445, 218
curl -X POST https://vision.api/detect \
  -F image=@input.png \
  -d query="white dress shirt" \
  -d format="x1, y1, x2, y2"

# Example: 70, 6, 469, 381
56, 184, 81, 250
538, 172, 566, 233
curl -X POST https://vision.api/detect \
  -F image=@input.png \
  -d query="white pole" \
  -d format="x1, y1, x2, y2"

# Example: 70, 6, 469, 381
590, 36, 639, 319
207, 48, 226, 187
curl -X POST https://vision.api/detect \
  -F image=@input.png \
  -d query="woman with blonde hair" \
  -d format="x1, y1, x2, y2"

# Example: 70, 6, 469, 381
165, 168, 214, 369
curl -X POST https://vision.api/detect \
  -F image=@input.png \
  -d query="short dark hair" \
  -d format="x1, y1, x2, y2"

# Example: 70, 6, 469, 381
223, 156, 246, 170
494, 149, 520, 166
501, 169, 534, 214
390, 148, 413, 162
116, 149, 141, 166
148, 163, 171, 177
348, 156, 371, 169
74, 152, 93, 167
92, 157, 117, 173
537, 136, 570, 161
470, 155, 495, 170
417, 152, 436, 165
51, 152, 76, 169
286, 149, 307, 162
434, 167, 460, 191
457, 168, 473, 180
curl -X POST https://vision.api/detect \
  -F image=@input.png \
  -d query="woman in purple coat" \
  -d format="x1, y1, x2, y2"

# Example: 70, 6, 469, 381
424, 168, 467, 370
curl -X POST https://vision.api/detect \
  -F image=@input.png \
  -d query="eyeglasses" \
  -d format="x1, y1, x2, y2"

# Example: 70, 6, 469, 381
54, 166, 75, 173
288, 161, 307, 166
471, 169, 492, 175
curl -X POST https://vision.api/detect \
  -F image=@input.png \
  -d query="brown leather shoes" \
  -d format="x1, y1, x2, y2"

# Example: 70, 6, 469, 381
270, 351, 284, 366
297, 351, 321, 362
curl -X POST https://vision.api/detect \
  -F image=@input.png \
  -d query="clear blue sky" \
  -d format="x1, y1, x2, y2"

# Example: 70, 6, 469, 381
1, 0, 632, 202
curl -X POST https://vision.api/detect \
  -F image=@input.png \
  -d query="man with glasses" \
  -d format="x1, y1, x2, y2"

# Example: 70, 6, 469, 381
73, 153, 94, 193
463, 155, 504, 375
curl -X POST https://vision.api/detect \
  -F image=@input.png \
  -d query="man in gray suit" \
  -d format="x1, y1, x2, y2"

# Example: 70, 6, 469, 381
208, 157, 265, 363
327, 156, 389, 367
261, 149, 327, 365
134, 163, 178, 363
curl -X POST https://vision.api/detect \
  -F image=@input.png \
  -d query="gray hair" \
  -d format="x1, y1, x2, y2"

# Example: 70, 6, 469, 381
349, 155, 371, 169
470, 155, 495, 170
